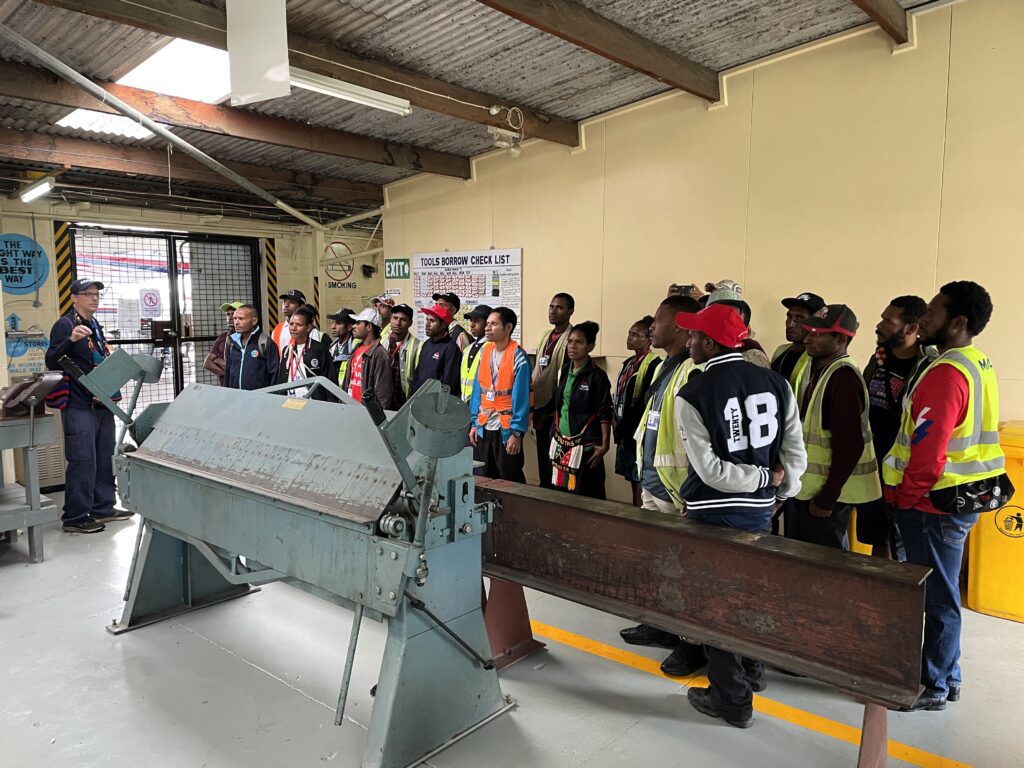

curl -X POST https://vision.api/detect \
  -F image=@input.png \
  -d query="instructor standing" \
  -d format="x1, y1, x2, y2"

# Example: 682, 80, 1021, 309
45, 279, 132, 534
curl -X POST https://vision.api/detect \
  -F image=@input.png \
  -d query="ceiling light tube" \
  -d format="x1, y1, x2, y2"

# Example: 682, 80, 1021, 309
18, 176, 55, 203
289, 67, 411, 116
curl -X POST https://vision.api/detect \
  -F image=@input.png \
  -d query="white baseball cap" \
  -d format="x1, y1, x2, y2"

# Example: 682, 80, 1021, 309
353, 307, 382, 327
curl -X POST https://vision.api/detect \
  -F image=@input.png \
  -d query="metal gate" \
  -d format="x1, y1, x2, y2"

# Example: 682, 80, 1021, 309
70, 226, 260, 412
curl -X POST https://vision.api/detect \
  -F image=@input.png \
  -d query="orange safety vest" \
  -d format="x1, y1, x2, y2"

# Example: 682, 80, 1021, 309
477, 340, 520, 429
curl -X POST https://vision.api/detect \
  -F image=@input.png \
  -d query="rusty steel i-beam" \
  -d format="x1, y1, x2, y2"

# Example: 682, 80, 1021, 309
477, 479, 929, 708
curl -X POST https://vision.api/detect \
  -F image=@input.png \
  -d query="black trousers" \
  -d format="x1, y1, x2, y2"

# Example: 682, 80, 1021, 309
473, 429, 525, 482
708, 649, 765, 720
785, 499, 852, 550
534, 411, 554, 489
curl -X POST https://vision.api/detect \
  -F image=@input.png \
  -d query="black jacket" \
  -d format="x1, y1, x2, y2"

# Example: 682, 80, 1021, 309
225, 329, 279, 391
45, 310, 117, 408
276, 337, 337, 401
410, 334, 462, 396
551, 358, 613, 446
613, 354, 661, 444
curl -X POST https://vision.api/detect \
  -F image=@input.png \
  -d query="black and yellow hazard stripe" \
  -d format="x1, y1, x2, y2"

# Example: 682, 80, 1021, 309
264, 238, 279, 328
54, 221, 75, 315
313, 276, 320, 321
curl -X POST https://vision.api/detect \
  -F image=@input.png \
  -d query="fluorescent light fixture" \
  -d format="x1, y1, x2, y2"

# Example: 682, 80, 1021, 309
75, 222, 188, 233
119, 39, 231, 103
289, 67, 411, 116
56, 109, 154, 139
19, 176, 55, 203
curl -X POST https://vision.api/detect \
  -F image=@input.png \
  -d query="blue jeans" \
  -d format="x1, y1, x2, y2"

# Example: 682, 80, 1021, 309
896, 508, 979, 696
62, 407, 116, 522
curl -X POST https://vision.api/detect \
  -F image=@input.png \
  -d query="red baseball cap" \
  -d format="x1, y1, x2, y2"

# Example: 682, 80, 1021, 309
674, 303, 749, 349
421, 304, 454, 325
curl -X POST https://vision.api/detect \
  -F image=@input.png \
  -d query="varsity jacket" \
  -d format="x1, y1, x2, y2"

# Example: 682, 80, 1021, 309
677, 352, 807, 526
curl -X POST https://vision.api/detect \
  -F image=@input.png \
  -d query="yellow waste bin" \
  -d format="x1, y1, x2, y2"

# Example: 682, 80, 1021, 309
966, 421, 1024, 623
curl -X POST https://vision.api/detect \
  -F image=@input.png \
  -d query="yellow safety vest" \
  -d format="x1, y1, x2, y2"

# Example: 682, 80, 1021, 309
397, 336, 422, 397
635, 358, 701, 508
460, 339, 489, 401
883, 346, 1004, 490
771, 343, 811, 397
797, 356, 881, 504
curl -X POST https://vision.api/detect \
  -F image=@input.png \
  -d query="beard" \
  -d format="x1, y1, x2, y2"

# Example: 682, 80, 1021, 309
919, 318, 951, 348
880, 327, 908, 350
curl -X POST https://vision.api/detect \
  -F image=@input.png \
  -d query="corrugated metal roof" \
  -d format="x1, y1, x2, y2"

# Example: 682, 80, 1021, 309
0, 1, 166, 80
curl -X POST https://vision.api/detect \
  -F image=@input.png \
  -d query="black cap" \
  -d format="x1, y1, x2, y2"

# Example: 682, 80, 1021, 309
781, 292, 826, 313
391, 303, 414, 319
70, 278, 104, 294
801, 304, 859, 338
464, 304, 493, 321
279, 289, 306, 303
432, 292, 461, 310
326, 307, 355, 322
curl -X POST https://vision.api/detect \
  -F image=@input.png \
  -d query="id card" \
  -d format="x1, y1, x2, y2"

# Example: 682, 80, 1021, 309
646, 410, 661, 430
486, 390, 496, 402
538, 355, 550, 368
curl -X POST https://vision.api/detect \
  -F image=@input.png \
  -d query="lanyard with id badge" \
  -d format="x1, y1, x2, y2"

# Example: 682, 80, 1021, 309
646, 409, 661, 431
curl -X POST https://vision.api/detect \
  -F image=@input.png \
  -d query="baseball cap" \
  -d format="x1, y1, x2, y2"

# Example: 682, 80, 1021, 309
432, 292, 461, 310
220, 301, 243, 312
781, 292, 826, 313
704, 279, 742, 296
70, 278, 104, 294
421, 304, 454, 325
801, 304, 859, 338
352, 307, 382, 327
372, 294, 395, 307
391, 303, 414, 318
674, 303, 749, 349
326, 307, 355, 322
706, 288, 751, 320
279, 289, 306, 303
464, 304, 493, 321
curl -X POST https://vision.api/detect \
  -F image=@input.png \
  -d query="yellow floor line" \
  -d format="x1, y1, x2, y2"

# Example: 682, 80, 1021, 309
531, 620, 974, 768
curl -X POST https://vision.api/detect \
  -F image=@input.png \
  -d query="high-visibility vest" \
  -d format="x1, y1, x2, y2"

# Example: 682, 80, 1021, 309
396, 336, 422, 397
772, 342, 811, 397
883, 346, 1004, 490
634, 358, 701, 508
460, 339, 489, 401
477, 341, 521, 429
797, 356, 881, 504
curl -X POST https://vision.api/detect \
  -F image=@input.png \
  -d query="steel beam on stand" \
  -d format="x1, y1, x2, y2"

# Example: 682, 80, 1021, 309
484, 578, 546, 669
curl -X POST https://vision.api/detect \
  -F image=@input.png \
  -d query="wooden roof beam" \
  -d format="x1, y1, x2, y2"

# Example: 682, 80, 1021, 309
476, 0, 720, 102
0, 127, 383, 206
851, 0, 910, 45
33, 0, 581, 147
0, 60, 470, 179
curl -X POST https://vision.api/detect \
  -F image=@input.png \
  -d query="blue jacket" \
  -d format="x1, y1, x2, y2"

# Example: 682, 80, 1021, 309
470, 343, 531, 444
225, 328, 279, 391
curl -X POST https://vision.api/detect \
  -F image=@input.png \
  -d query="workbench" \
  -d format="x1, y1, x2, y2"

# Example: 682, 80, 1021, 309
0, 412, 59, 563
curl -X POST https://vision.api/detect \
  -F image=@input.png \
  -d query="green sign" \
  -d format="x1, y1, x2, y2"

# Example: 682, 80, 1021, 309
385, 258, 410, 279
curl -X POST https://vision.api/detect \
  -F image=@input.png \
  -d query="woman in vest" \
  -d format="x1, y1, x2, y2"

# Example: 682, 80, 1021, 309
550, 321, 613, 499
612, 315, 661, 506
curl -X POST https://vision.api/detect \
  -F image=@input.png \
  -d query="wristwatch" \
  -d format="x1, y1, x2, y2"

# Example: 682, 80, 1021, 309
512, 430, 523, 438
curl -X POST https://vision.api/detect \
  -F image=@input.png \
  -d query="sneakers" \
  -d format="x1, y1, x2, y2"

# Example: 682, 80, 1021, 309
660, 643, 708, 677
899, 691, 947, 712
62, 517, 105, 534
619, 624, 681, 648
93, 509, 135, 524
687, 687, 753, 728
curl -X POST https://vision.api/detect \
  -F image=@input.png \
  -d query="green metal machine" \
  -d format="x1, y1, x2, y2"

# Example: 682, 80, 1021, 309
70, 352, 508, 768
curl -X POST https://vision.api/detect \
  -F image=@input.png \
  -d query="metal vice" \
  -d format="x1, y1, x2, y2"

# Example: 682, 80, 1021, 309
110, 379, 507, 768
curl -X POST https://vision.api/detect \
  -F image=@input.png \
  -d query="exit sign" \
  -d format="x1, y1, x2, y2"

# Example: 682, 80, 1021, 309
385, 258, 410, 279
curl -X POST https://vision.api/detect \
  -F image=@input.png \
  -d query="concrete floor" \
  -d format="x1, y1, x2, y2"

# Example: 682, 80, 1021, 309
1, 505, 1020, 768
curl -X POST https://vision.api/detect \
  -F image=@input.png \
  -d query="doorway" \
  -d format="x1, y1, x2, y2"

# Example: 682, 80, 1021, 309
69, 225, 261, 412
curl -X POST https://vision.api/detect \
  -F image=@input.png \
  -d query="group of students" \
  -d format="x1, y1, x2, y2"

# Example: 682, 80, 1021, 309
207, 277, 1008, 729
